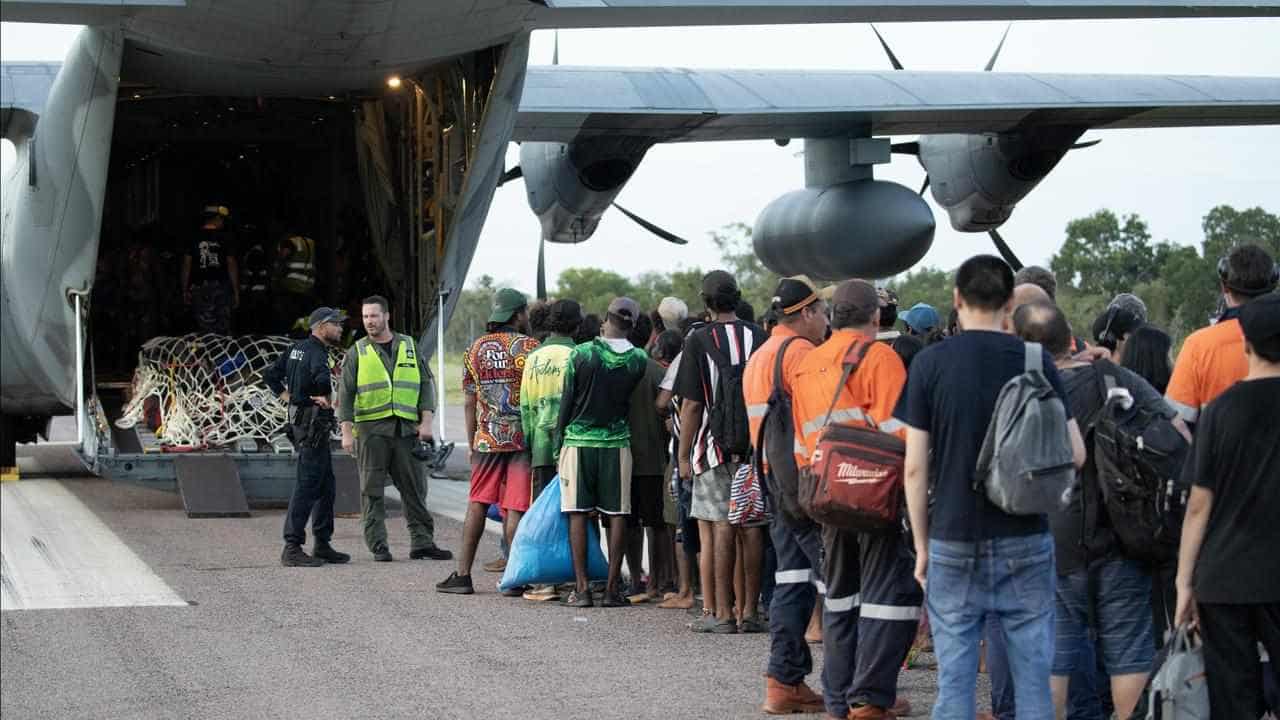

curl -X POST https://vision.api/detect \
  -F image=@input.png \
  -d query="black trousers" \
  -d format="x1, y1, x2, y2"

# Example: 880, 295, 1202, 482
1197, 601, 1280, 720
822, 526, 922, 714
283, 443, 336, 546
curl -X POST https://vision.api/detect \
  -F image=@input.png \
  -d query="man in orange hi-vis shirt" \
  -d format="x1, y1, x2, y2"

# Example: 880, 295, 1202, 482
790, 279, 916, 720
742, 277, 829, 715
1167, 244, 1278, 424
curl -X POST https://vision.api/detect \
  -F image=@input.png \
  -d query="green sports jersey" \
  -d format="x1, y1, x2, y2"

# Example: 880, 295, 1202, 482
557, 337, 648, 448
519, 335, 575, 468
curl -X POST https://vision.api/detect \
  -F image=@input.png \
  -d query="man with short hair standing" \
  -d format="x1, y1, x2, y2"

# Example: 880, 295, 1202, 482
1175, 292, 1280, 719
265, 306, 350, 567
791, 280, 917, 720
338, 295, 450, 563
744, 277, 829, 714
437, 288, 540, 594
675, 271, 767, 633
1013, 301, 1160, 720
895, 256, 1085, 720
556, 298, 649, 607
1167, 243, 1278, 425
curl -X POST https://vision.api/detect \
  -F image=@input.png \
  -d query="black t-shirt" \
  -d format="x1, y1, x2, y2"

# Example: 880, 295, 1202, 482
378, 340, 395, 358
1054, 363, 1172, 574
187, 229, 235, 285
1185, 376, 1280, 603
893, 330, 1072, 541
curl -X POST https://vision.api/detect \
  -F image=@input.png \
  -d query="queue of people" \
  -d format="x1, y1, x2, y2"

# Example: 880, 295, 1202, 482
273, 241, 1278, 719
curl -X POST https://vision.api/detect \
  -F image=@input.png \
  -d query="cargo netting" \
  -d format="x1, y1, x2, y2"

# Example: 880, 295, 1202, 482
115, 334, 343, 448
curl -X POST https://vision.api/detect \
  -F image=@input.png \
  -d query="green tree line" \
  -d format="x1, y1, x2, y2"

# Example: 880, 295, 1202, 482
445, 205, 1278, 354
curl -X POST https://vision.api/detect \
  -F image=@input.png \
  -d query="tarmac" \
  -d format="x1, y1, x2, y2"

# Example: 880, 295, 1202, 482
1, 412, 993, 719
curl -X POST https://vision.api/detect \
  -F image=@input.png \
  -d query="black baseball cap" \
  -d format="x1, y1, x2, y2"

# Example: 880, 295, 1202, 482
1241, 293, 1280, 345
309, 306, 346, 327
771, 277, 819, 315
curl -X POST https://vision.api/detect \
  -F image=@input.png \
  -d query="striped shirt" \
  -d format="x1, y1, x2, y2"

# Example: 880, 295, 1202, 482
673, 319, 767, 475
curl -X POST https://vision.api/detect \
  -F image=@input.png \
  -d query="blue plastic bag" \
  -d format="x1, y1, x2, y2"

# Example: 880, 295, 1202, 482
498, 477, 608, 590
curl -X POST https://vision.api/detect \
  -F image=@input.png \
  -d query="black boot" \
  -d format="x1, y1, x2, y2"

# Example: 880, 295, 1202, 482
372, 545, 393, 562
312, 541, 350, 564
281, 543, 324, 567
409, 545, 453, 561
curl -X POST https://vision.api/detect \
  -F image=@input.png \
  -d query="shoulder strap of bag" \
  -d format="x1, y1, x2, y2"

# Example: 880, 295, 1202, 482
1024, 341, 1043, 373
755, 335, 802, 473
770, 336, 801, 398
820, 338, 874, 431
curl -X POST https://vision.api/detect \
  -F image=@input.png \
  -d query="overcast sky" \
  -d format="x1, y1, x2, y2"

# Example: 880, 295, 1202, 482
4, 19, 1278, 293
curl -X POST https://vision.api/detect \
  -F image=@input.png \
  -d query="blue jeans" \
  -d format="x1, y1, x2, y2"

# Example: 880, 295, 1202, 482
988, 618, 1109, 720
927, 533, 1055, 720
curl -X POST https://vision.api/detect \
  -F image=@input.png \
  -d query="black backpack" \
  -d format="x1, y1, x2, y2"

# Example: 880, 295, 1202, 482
1090, 361, 1191, 565
706, 327, 753, 458
754, 337, 809, 527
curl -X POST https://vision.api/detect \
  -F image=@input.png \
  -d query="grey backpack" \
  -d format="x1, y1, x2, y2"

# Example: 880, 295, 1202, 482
1146, 625, 1209, 720
974, 342, 1076, 515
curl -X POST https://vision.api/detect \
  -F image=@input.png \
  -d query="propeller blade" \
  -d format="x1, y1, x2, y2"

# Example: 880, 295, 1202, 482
988, 229, 1024, 271
984, 23, 1012, 72
552, 31, 559, 66
612, 203, 689, 245
536, 236, 547, 301
891, 141, 920, 156
498, 165, 522, 187
918, 175, 931, 196
1070, 139, 1102, 150
869, 25, 905, 70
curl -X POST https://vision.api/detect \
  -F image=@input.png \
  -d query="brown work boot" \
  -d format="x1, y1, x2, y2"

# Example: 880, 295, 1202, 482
762, 675, 826, 714
847, 704, 895, 720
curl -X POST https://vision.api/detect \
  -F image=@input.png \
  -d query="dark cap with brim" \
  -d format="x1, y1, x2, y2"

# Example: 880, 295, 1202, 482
489, 288, 528, 324
772, 277, 819, 315
309, 306, 346, 327
1241, 293, 1280, 344
607, 296, 641, 324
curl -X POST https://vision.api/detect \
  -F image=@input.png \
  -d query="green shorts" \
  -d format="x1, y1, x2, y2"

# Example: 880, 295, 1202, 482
558, 445, 632, 515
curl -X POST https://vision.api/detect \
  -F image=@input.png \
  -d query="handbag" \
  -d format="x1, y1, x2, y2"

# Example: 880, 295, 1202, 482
728, 462, 770, 527
800, 339, 906, 532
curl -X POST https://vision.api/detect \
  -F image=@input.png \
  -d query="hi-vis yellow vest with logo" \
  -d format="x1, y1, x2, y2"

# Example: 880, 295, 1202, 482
281, 235, 316, 294
353, 335, 420, 423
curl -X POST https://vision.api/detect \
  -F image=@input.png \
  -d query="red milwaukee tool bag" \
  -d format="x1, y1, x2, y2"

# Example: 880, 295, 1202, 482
800, 340, 906, 532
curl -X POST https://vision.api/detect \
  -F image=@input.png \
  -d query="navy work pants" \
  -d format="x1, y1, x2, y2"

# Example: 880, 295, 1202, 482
766, 514, 824, 686
823, 526, 922, 714
283, 443, 335, 546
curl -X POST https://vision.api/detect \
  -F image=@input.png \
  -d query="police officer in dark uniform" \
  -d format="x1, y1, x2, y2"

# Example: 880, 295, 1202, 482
264, 306, 351, 567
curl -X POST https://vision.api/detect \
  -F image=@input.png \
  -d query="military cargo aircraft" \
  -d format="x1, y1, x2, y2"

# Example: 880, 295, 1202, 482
2, 0, 1279, 478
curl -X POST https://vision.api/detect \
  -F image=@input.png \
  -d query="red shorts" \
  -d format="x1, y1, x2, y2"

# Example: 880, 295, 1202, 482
469, 451, 533, 512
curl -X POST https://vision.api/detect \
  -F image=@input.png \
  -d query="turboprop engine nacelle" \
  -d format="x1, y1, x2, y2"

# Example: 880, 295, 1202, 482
519, 136, 652, 243
753, 178, 936, 281
919, 126, 1086, 232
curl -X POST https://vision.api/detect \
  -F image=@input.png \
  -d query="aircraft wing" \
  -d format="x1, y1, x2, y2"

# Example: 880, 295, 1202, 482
2, 0, 1278, 26
513, 66, 1280, 142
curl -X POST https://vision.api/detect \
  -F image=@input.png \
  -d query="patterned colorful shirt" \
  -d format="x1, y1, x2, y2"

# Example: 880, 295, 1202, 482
463, 329, 540, 453
557, 337, 649, 449
519, 335, 576, 468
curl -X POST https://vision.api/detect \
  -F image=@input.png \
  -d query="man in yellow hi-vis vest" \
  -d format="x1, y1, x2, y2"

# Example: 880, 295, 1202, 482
338, 294, 452, 562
